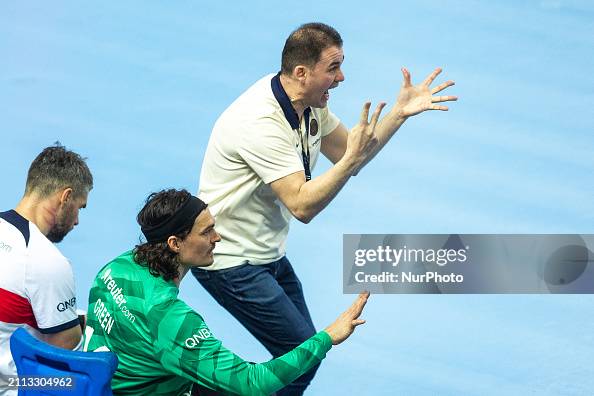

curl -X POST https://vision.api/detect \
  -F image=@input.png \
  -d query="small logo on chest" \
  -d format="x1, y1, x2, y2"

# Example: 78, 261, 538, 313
309, 119, 319, 136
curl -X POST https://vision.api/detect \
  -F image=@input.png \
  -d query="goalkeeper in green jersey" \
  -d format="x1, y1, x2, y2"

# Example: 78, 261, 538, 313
85, 189, 369, 395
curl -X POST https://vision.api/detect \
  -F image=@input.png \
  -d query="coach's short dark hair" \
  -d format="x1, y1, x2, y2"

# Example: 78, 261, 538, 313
281, 22, 343, 75
134, 189, 194, 281
25, 143, 93, 198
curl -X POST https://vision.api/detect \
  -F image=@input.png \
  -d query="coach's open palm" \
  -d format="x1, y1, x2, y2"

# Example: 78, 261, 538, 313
395, 67, 457, 117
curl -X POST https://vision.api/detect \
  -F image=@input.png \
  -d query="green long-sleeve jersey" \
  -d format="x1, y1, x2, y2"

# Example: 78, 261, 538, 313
84, 250, 332, 395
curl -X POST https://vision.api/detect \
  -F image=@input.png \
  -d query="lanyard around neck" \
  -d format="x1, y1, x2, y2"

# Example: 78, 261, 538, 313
299, 109, 312, 181
271, 73, 312, 181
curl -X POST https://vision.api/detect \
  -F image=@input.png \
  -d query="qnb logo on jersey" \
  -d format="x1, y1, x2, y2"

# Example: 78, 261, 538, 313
57, 297, 77, 312
185, 328, 212, 348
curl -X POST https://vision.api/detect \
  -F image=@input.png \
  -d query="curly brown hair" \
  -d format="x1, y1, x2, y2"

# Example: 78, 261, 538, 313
133, 189, 193, 281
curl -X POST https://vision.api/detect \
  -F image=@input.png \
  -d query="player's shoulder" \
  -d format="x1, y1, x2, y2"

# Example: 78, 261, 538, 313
26, 224, 71, 275
96, 250, 159, 290
0, 210, 31, 251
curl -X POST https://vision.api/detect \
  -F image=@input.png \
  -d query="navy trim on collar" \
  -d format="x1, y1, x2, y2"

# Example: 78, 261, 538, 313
271, 72, 311, 129
0, 210, 30, 247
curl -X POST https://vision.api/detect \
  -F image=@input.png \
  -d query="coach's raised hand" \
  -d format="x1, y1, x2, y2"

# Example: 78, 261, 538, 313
394, 67, 458, 118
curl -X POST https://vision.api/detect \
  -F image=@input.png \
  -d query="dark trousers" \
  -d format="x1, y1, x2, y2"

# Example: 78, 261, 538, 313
191, 256, 319, 395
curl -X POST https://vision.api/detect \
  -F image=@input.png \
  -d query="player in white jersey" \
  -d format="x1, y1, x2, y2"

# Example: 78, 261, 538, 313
0, 144, 93, 395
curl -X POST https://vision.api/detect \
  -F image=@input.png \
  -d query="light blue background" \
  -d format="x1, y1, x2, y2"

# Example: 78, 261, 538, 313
1, 1, 593, 394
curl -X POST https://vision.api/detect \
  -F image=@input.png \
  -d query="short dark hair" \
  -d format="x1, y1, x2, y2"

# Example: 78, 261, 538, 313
25, 143, 93, 199
134, 189, 194, 281
281, 22, 343, 75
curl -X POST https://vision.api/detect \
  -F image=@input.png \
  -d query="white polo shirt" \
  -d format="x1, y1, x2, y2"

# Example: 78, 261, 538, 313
199, 73, 340, 270
0, 210, 79, 393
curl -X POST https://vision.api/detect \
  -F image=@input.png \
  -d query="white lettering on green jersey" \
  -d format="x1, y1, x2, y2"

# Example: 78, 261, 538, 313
85, 250, 332, 395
